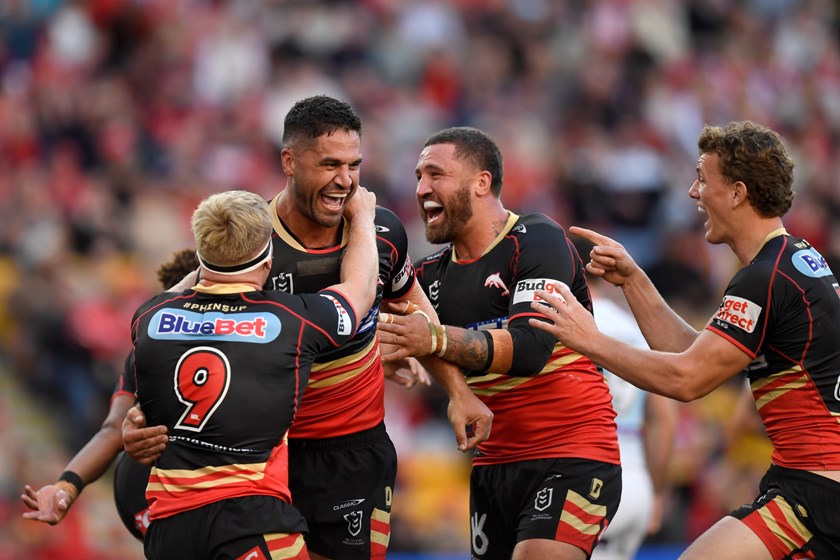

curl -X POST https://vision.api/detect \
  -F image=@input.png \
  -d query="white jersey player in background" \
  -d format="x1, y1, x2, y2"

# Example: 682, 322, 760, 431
588, 276, 678, 560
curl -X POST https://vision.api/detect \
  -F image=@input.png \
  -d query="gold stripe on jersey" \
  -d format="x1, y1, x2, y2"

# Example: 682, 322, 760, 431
371, 508, 391, 547
270, 193, 350, 251
751, 366, 808, 411
559, 490, 607, 535
307, 339, 379, 388
265, 532, 307, 559
757, 496, 813, 553
467, 345, 593, 396
468, 373, 533, 396
148, 462, 266, 493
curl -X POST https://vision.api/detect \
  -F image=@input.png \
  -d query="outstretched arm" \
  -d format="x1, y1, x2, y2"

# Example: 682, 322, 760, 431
528, 282, 751, 401
571, 227, 699, 352
21, 394, 136, 525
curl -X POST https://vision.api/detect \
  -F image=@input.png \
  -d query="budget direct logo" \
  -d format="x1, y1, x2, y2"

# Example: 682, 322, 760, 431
715, 296, 761, 333
148, 310, 280, 343
512, 278, 564, 305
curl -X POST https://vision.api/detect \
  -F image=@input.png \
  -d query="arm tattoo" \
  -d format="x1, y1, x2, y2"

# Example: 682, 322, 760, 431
445, 327, 489, 371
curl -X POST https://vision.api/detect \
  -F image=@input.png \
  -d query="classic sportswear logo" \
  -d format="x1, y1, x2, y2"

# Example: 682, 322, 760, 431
149, 310, 280, 343
484, 272, 510, 296
715, 296, 761, 333
512, 278, 565, 305
333, 498, 365, 511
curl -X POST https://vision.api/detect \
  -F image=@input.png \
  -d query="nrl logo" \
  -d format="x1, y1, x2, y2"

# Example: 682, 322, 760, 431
534, 488, 553, 511
344, 510, 363, 537
484, 272, 510, 296
270, 272, 293, 293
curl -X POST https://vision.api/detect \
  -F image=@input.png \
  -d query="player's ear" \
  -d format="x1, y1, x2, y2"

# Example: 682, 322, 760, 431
474, 169, 493, 197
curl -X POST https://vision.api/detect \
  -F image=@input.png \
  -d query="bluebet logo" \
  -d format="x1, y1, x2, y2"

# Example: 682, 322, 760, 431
148, 310, 280, 343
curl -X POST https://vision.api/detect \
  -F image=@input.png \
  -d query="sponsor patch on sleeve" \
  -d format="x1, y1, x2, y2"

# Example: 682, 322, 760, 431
321, 294, 353, 336
390, 259, 413, 293
714, 295, 761, 333
511, 278, 566, 305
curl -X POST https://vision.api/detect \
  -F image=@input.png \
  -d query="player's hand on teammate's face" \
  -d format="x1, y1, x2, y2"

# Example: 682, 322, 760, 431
343, 185, 376, 223
570, 226, 641, 288
528, 282, 598, 355
376, 304, 435, 360
122, 404, 168, 465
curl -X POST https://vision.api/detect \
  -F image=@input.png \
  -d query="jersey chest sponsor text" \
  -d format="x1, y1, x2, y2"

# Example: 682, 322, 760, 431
148, 309, 281, 343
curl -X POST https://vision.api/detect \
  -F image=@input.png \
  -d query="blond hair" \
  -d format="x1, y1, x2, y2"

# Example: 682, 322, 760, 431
191, 190, 272, 267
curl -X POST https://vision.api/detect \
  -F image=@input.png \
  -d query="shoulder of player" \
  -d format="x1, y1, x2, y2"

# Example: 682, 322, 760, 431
509, 213, 572, 249
373, 205, 406, 232
416, 245, 451, 267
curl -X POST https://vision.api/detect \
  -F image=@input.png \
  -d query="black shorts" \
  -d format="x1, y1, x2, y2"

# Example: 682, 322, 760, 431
145, 495, 308, 560
113, 452, 152, 541
470, 457, 622, 560
288, 422, 397, 559
730, 465, 840, 559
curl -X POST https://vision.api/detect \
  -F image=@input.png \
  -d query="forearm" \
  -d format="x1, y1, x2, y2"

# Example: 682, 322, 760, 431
437, 326, 492, 372
339, 220, 378, 312
416, 354, 472, 397
63, 424, 125, 485
621, 270, 699, 352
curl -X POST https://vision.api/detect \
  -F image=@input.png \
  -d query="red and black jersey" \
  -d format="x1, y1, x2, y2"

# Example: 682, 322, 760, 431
707, 231, 840, 470
415, 212, 619, 466
131, 284, 356, 520
265, 194, 415, 438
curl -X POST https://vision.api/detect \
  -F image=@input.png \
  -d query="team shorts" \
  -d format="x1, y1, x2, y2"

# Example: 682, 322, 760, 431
730, 464, 840, 559
145, 495, 308, 560
470, 457, 622, 560
288, 422, 397, 559
113, 452, 152, 541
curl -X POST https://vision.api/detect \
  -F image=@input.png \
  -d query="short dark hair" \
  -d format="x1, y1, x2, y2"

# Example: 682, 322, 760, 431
424, 127, 504, 196
283, 95, 362, 148
697, 120, 795, 218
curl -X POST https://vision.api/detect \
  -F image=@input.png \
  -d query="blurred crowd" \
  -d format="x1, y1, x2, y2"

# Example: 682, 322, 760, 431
1, 0, 839, 557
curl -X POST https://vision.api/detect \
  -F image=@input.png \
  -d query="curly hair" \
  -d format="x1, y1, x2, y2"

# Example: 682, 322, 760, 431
697, 121, 795, 218
156, 248, 197, 289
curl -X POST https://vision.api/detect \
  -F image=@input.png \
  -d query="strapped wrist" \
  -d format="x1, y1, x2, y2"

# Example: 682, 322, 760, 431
57, 470, 84, 500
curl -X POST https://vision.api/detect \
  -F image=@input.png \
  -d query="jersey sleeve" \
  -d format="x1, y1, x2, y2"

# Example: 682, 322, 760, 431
706, 263, 770, 358
374, 206, 416, 301
296, 289, 359, 355
508, 221, 588, 321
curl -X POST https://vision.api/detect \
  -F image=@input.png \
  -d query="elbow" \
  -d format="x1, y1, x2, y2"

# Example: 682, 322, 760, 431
668, 379, 713, 403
